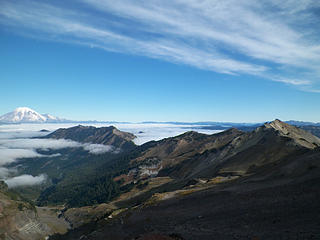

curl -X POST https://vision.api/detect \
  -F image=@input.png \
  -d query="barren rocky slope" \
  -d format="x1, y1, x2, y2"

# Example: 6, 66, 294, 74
49, 120, 320, 239
117, 119, 320, 182
0, 182, 69, 240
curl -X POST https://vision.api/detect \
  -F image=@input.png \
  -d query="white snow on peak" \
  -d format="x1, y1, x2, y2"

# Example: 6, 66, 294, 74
14, 107, 35, 112
42, 114, 58, 120
0, 107, 64, 123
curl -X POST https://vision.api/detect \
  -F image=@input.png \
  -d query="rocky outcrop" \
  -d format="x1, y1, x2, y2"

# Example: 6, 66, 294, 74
264, 119, 320, 149
0, 181, 69, 240
126, 128, 243, 180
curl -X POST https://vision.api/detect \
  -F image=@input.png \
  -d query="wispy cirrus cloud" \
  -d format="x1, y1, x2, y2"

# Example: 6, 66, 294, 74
0, 0, 319, 90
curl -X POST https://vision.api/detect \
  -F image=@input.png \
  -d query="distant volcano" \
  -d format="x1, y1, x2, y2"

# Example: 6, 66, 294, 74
0, 107, 67, 123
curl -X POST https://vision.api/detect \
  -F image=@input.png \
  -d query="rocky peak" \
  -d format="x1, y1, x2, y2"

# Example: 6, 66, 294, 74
263, 119, 320, 149
264, 119, 291, 134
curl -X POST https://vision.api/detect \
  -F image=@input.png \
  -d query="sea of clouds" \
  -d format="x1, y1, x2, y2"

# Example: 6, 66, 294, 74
0, 123, 221, 188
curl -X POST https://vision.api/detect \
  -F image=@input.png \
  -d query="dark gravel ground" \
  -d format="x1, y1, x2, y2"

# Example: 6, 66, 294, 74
50, 175, 320, 240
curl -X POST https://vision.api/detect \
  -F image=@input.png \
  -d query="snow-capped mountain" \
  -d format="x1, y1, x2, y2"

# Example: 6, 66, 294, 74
0, 107, 67, 123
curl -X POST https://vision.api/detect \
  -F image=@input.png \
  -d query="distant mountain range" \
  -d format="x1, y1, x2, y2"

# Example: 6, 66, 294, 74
1, 107, 320, 127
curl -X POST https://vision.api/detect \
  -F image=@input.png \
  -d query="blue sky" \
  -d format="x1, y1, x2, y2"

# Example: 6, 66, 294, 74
0, 0, 320, 122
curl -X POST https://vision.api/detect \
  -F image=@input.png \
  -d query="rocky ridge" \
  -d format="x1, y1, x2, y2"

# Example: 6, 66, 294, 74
45, 125, 136, 150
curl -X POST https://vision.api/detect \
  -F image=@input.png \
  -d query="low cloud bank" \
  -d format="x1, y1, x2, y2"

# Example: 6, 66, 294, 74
120, 125, 222, 145
0, 147, 44, 166
0, 167, 16, 178
0, 138, 116, 155
83, 143, 115, 154
0, 138, 115, 166
0, 131, 49, 139
5, 174, 47, 188
0, 138, 82, 150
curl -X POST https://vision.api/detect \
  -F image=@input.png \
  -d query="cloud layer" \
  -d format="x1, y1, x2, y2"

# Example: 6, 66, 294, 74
0, 147, 45, 166
0, 167, 16, 178
5, 174, 47, 188
0, 138, 115, 168
0, 0, 319, 91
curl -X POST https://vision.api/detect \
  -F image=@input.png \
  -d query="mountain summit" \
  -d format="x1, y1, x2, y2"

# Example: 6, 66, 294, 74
0, 107, 66, 123
45, 125, 136, 150
262, 119, 320, 149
